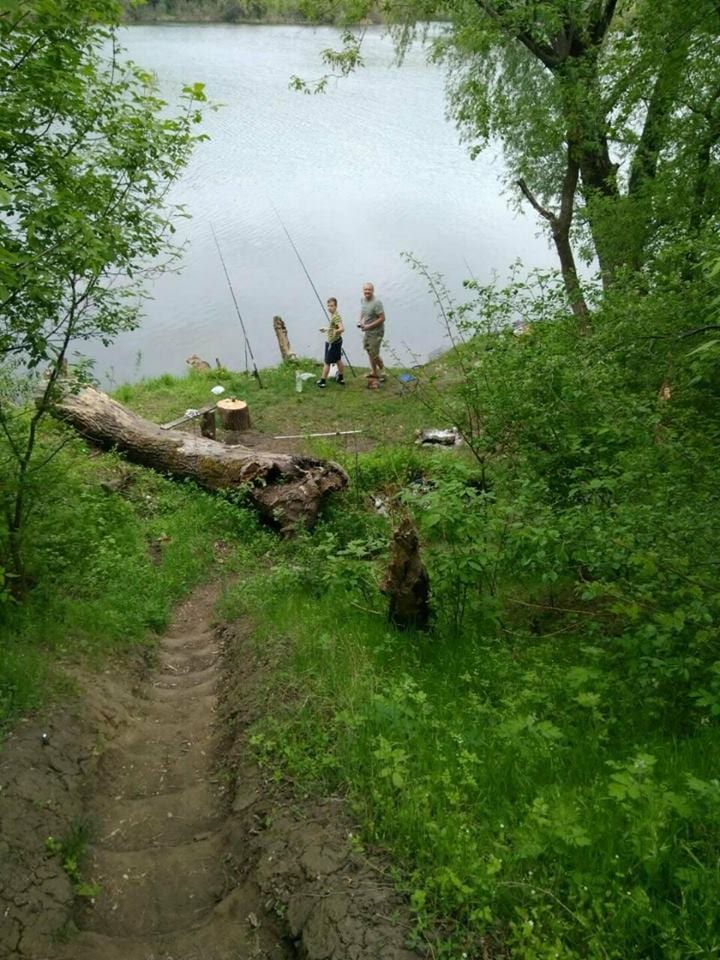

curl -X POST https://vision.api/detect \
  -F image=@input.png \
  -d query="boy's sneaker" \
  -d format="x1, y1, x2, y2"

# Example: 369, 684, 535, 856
335, 375, 345, 385
316, 379, 326, 388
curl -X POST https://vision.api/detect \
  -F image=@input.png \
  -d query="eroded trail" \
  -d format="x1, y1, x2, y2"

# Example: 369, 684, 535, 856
1, 583, 420, 960
56, 584, 291, 960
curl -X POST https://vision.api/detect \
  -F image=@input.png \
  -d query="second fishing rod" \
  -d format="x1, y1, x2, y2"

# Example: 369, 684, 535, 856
270, 201, 357, 378
210, 222, 264, 389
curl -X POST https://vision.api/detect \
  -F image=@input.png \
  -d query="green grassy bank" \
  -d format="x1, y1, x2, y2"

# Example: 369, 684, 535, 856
2, 263, 719, 957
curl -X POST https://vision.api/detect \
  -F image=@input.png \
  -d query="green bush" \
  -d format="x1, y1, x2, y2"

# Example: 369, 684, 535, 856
232, 250, 720, 959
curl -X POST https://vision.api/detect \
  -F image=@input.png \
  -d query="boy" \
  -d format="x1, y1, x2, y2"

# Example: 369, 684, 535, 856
316, 297, 345, 388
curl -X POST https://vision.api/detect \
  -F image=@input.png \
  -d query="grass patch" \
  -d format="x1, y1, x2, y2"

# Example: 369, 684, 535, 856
0, 432, 267, 730
224, 565, 720, 960
113, 361, 452, 456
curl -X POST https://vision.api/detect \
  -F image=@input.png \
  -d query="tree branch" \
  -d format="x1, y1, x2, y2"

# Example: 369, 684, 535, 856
474, 0, 561, 68
590, 0, 619, 45
516, 178, 556, 224
679, 324, 720, 339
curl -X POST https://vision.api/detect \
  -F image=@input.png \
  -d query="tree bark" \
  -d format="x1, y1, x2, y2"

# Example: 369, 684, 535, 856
517, 153, 589, 323
200, 410, 216, 439
272, 315, 298, 362
380, 514, 430, 631
49, 385, 347, 532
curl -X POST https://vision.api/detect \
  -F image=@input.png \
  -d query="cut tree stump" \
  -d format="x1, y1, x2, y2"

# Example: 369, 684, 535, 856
217, 397, 251, 431
48, 384, 347, 531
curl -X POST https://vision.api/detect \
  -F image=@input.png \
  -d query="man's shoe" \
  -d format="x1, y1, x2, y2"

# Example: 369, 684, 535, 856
335, 376, 345, 385
316, 379, 326, 388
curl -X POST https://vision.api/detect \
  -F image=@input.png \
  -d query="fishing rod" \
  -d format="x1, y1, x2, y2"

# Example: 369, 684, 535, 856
269, 200, 357, 378
209, 222, 263, 389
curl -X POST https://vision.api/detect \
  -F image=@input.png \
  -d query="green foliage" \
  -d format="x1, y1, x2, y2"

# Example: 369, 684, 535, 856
231, 568, 720, 959
0, 0, 211, 588
224, 245, 720, 958
295, 0, 720, 307
1, 242, 717, 956
45, 823, 101, 898
0, 430, 262, 729
0, 0, 208, 367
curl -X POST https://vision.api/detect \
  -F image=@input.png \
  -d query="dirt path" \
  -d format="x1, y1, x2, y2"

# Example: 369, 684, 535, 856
1, 582, 422, 960
52, 583, 291, 960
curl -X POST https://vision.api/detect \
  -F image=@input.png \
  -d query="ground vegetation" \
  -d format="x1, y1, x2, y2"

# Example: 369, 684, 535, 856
1, 1, 719, 957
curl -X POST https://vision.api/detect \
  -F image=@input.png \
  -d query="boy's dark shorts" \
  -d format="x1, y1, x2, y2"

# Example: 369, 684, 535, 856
324, 338, 342, 364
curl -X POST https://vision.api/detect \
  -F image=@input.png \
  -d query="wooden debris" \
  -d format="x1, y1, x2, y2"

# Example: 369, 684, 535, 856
273, 429, 362, 440
272, 315, 298, 362
380, 514, 430, 630
160, 404, 216, 431
48, 384, 347, 532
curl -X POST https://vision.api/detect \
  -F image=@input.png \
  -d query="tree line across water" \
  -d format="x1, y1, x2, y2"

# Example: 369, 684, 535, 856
120, 0, 373, 23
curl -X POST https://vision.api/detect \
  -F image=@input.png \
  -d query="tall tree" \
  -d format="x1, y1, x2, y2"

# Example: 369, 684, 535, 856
306, 0, 720, 307
0, 0, 208, 591
428, 0, 720, 289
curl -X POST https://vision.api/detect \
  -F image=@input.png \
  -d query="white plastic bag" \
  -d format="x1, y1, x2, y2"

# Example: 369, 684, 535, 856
295, 371, 315, 393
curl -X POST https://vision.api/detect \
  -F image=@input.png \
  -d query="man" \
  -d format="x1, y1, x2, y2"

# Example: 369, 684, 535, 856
357, 281, 386, 381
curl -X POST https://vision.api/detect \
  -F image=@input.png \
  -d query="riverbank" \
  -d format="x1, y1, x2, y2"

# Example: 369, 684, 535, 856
2, 286, 719, 958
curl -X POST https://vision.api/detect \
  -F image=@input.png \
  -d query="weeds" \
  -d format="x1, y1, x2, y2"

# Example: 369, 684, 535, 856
219, 264, 720, 958
45, 822, 100, 899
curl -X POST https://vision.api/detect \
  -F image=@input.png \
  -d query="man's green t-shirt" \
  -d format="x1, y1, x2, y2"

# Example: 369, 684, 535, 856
360, 297, 385, 336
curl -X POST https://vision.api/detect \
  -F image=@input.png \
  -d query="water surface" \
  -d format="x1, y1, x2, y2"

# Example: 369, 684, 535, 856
84, 24, 556, 384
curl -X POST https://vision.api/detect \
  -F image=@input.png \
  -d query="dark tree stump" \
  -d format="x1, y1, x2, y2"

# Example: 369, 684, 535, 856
200, 410, 216, 439
380, 514, 430, 630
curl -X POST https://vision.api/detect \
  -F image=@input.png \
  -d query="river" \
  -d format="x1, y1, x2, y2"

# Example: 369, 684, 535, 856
83, 23, 557, 385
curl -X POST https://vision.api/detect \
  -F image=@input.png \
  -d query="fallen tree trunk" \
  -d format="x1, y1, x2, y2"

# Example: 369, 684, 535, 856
50, 385, 347, 531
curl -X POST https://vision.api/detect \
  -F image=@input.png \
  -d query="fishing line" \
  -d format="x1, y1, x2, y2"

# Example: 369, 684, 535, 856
209, 222, 263, 388
268, 199, 357, 378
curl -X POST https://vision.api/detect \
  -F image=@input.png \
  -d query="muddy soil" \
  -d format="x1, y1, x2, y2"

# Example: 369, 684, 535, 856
0, 582, 420, 960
